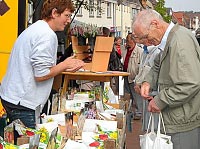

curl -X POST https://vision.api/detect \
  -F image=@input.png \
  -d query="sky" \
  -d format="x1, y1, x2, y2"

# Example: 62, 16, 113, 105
164, 0, 200, 12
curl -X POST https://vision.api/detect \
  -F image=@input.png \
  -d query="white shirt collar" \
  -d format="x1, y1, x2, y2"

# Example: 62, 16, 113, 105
158, 22, 175, 51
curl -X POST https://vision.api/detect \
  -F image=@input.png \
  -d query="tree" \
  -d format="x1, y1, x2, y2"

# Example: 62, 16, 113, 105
154, 0, 171, 23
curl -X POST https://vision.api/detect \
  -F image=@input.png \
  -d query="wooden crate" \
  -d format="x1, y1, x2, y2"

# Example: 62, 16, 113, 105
72, 36, 114, 72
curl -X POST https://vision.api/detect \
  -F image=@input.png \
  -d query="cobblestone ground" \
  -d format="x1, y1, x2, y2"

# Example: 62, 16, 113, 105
126, 119, 142, 149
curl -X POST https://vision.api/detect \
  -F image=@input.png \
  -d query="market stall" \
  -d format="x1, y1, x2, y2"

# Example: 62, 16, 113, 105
0, 89, 129, 149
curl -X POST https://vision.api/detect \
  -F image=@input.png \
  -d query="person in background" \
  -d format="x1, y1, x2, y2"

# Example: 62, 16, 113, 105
102, 27, 110, 37
134, 45, 160, 131
113, 36, 125, 57
0, 0, 84, 129
122, 33, 143, 120
109, 36, 125, 94
133, 9, 200, 149
195, 28, 200, 46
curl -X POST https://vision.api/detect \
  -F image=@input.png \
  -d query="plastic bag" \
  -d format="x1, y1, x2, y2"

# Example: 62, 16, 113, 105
153, 113, 173, 149
140, 113, 156, 149
140, 113, 173, 149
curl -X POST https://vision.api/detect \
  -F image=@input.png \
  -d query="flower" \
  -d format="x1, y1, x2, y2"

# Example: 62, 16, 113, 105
89, 141, 100, 147
25, 130, 35, 136
99, 134, 108, 140
86, 24, 102, 38
108, 131, 118, 139
91, 124, 118, 148
71, 23, 103, 38
38, 127, 49, 144
70, 25, 85, 37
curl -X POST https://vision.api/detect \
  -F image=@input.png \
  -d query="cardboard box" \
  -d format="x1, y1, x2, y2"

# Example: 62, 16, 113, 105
17, 136, 29, 146
106, 103, 120, 109
90, 37, 114, 72
72, 36, 114, 72
71, 36, 90, 61
71, 36, 89, 50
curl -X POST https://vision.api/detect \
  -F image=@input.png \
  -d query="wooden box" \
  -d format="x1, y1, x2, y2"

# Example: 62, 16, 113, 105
90, 36, 114, 72
72, 36, 114, 72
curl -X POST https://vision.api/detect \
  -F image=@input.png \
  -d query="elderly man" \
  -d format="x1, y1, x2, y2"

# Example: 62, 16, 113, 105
122, 33, 143, 120
132, 9, 200, 149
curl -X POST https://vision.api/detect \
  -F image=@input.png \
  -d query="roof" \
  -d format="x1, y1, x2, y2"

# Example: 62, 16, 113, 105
172, 12, 185, 25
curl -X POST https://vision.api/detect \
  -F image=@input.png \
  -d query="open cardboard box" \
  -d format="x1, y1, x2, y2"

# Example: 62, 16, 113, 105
89, 36, 114, 72
72, 36, 114, 72
71, 36, 89, 54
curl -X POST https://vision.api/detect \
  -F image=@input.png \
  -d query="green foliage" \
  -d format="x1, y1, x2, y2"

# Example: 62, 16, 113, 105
154, 0, 171, 23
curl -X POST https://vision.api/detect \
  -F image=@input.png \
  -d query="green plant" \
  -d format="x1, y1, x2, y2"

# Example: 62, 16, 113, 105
154, 0, 171, 23
71, 23, 102, 38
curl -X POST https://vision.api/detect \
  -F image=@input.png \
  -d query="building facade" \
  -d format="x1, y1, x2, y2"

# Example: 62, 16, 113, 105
72, 0, 141, 40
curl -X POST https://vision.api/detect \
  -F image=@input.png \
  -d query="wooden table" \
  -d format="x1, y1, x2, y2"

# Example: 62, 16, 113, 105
61, 71, 129, 96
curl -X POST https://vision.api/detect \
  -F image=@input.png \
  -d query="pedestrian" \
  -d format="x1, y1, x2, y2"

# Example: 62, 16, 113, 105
195, 28, 200, 46
109, 36, 125, 94
0, 0, 85, 129
113, 36, 125, 58
122, 33, 143, 120
134, 45, 160, 132
132, 9, 200, 149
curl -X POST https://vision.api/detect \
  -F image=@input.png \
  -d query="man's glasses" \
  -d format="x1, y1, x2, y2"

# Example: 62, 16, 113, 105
54, 8, 72, 19
133, 24, 152, 41
132, 33, 149, 41
65, 14, 72, 19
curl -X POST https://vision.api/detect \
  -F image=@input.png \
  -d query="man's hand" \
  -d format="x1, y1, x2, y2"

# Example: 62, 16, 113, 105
63, 56, 85, 72
148, 99, 160, 113
134, 84, 141, 94
35, 56, 85, 82
141, 82, 152, 100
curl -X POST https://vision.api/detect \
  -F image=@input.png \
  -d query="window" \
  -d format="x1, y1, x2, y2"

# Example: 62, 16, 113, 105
89, 0, 94, 17
76, 7, 82, 16
131, 8, 138, 19
132, 8, 138, 15
107, 2, 111, 18
97, 0, 101, 17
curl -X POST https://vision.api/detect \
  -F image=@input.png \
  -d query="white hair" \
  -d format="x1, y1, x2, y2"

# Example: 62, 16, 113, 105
132, 9, 163, 31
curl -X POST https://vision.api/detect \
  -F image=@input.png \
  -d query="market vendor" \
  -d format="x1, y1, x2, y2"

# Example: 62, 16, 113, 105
0, 0, 84, 129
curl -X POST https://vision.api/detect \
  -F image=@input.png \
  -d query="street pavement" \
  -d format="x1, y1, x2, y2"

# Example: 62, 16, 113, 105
126, 119, 142, 149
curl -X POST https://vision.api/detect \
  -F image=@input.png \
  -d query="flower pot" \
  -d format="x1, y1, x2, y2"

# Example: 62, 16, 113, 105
78, 36, 87, 46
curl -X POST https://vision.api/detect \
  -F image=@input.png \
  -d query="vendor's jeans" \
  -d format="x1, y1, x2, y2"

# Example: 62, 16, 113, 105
7, 109, 36, 129
124, 77, 143, 116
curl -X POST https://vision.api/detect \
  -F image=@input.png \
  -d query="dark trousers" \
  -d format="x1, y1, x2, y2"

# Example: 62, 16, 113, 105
124, 77, 143, 115
7, 109, 35, 128
1, 98, 35, 145
1, 99, 35, 129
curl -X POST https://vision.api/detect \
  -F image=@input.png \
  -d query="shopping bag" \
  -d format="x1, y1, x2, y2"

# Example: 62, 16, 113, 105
140, 113, 173, 149
153, 113, 173, 149
139, 113, 156, 149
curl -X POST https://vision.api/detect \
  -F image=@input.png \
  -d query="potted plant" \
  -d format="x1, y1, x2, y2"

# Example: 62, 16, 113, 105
86, 24, 101, 48
70, 24, 87, 45
70, 24, 103, 46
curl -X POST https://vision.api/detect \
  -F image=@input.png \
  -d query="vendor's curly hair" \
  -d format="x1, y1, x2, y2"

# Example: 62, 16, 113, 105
41, 0, 75, 20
